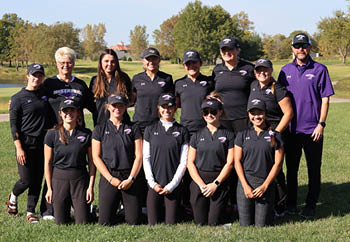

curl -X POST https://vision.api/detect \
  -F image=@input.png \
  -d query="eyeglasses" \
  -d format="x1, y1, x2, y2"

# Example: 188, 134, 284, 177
57, 61, 73, 67
292, 43, 310, 49
202, 108, 217, 116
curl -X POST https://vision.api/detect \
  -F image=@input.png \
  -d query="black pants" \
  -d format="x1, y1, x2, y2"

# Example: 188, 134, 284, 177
98, 170, 141, 225
220, 118, 249, 135
285, 133, 323, 210
146, 186, 181, 225
12, 144, 44, 213
52, 168, 90, 225
190, 171, 229, 226
237, 175, 275, 227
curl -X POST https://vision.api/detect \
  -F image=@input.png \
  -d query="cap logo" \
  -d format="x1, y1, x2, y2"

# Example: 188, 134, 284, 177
77, 136, 86, 142
218, 137, 227, 143
207, 101, 213, 106
186, 51, 195, 57
257, 59, 266, 64
33, 64, 41, 69
162, 94, 172, 100
296, 34, 305, 40
158, 81, 165, 87
223, 38, 231, 44
124, 129, 131, 135
251, 99, 261, 105
172, 131, 180, 137
64, 99, 74, 105
149, 49, 155, 53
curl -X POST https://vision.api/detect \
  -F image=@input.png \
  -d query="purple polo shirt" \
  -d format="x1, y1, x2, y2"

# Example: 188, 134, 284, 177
277, 58, 334, 134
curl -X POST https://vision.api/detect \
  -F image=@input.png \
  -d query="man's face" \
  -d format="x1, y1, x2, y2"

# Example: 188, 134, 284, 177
292, 43, 312, 63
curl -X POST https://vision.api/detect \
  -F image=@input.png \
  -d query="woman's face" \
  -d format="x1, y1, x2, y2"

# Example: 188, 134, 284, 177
158, 104, 176, 121
59, 108, 79, 124
142, 56, 160, 72
220, 47, 240, 63
254, 67, 273, 84
248, 109, 266, 127
108, 103, 126, 119
56, 56, 74, 76
26, 72, 44, 90
202, 108, 221, 125
184, 61, 201, 77
101, 54, 117, 76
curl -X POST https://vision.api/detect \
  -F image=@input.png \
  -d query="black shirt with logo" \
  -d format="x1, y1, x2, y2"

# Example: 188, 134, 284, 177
175, 74, 214, 133
144, 121, 189, 187
92, 120, 141, 171
44, 127, 92, 170
132, 71, 174, 123
235, 127, 283, 179
212, 60, 255, 120
190, 126, 235, 172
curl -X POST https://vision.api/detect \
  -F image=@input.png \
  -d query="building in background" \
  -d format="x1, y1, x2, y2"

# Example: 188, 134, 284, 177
109, 41, 131, 60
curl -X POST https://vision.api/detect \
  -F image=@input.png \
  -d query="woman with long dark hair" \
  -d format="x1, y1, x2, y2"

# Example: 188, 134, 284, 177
44, 99, 96, 225
89, 49, 132, 125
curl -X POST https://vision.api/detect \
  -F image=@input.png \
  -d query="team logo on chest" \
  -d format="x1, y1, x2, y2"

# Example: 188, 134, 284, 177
265, 88, 273, 95
172, 131, 180, 137
27, 99, 32, 103
141, 82, 145, 86
183, 84, 188, 88
158, 81, 166, 87
124, 129, 131, 135
264, 136, 271, 142
305, 74, 315, 80
239, 70, 247, 76
41, 96, 47, 100
287, 75, 292, 79
199, 81, 207, 86
218, 137, 227, 143
77, 136, 86, 142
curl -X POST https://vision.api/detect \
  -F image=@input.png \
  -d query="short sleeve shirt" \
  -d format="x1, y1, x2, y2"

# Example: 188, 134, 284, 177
92, 120, 141, 170
44, 127, 92, 170
132, 71, 174, 123
235, 127, 283, 179
190, 126, 235, 171
144, 121, 189, 187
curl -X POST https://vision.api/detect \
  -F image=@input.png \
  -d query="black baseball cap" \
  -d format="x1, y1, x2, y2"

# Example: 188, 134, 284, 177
201, 99, 223, 111
183, 50, 201, 64
247, 98, 266, 112
59, 99, 80, 111
107, 94, 128, 106
220, 37, 240, 50
27, 63, 45, 75
292, 33, 311, 45
141, 47, 161, 59
254, 58, 273, 69
158, 93, 175, 107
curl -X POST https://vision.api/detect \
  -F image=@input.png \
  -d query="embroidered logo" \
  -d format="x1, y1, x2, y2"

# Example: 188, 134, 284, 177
162, 94, 172, 100
41, 96, 47, 100
172, 131, 180, 137
149, 49, 155, 54
154, 132, 159, 136
77, 136, 86, 142
305, 74, 315, 80
251, 99, 261, 105
158, 81, 165, 87
206, 101, 213, 106
199, 81, 207, 86
54, 89, 81, 99
200, 137, 205, 141
33, 64, 41, 69
287, 75, 292, 79
219, 71, 223, 75
295, 34, 305, 41
239, 70, 247, 76
183, 84, 188, 88
64, 99, 74, 105
222, 38, 231, 44
186, 51, 195, 57
265, 89, 273, 95
264, 136, 271, 142
256, 59, 266, 64
218, 137, 227, 143
27, 99, 32, 103
141, 82, 145, 86
124, 129, 131, 135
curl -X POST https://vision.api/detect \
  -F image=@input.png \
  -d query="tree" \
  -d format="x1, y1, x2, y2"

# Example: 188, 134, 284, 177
262, 34, 291, 60
239, 33, 264, 61
129, 25, 148, 60
232, 11, 255, 34
81, 23, 107, 60
153, 15, 178, 60
317, 10, 350, 63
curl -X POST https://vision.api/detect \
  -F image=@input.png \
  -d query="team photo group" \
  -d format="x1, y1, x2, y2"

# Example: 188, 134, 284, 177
5, 32, 334, 227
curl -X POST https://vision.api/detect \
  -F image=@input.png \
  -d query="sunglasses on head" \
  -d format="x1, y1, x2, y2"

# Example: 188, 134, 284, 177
292, 43, 310, 49
202, 108, 218, 116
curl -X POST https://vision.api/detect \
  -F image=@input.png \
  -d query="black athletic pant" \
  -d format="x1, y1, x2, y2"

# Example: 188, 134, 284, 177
98, 170, 141, 225
285, 133, 323, 210
146, 186, 181, 225
190, 171, 229, 226
12, 144, 44, 213
236, 174, 275, 227
51, 168, 90, 225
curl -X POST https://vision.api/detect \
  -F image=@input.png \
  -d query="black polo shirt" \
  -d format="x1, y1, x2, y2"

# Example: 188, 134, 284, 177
92, 120, 141, 171
44, 127, 92, 170
43, 75, 97, 127
175, 74, 214, 133
212, 60, 254, 120
190, 126, 235, 172
144, 121, 189, 187
132, 71, 174, 123
89, 74, 132, 125
10, 88, 49, 141
249, 80, 288, 122
235, 127, 283, 179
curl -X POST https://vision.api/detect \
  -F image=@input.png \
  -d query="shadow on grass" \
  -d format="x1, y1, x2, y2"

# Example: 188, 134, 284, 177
275, 182, 350, 225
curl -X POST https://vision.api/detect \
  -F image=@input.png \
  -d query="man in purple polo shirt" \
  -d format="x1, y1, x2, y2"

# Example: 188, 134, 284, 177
277, 33, 334, 218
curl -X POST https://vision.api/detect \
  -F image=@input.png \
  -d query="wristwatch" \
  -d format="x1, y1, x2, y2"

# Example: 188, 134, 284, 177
319, 122, 326, 128
128, 176, 135, 181
214, 180, 220, 186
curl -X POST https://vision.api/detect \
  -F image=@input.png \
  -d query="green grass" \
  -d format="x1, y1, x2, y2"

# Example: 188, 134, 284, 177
0, 104, 350, 241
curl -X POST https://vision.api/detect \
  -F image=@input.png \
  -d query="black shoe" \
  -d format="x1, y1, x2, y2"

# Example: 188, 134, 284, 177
285, 207, 297, 215
300, 207, 316, 219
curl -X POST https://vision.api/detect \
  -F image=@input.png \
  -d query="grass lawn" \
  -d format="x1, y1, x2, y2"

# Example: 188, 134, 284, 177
0, 103, 349, 241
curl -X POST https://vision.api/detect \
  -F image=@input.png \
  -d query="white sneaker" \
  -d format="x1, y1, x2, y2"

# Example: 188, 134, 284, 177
42, 215, 54, 221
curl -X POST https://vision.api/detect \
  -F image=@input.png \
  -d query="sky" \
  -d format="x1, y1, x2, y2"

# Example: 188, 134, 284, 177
1, 0, 348, 46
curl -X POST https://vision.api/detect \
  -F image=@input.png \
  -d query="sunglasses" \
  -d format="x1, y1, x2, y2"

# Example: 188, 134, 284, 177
202, 108, 218, 116
292, 43, 310, 49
